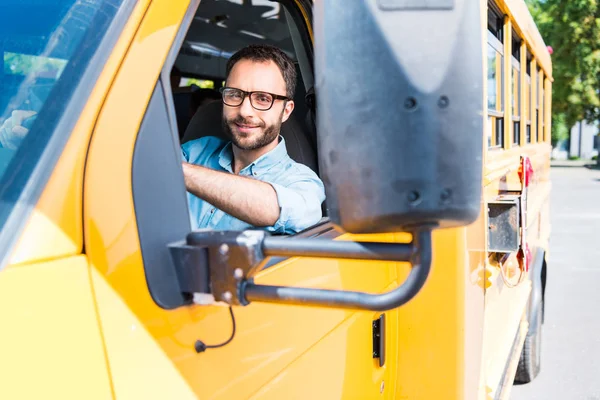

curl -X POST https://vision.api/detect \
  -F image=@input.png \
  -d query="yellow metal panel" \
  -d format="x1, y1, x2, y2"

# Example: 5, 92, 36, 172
247, 308, 399, 400
0, 256, 112, 399
8, 0, 153, 267
481, 278, 530, 398
84, 0, 405, 397
482, 139, 551, 396
393, 227, 485, 399
89, 267, 198, 400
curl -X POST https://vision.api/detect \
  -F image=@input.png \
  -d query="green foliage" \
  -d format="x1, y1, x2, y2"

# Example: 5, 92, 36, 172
526, 0, 600, 141
3, 52, 67, 79
551, 112, 571, 145
183, 78, 215, 89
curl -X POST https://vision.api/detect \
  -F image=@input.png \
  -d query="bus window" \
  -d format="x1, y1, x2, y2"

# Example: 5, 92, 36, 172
538, 68, 545, 142
511, 32, 521, 146
0, 0, 124, 238
487, 1, 504, 148
169, 0, 320, 234
525, 51, 532, 143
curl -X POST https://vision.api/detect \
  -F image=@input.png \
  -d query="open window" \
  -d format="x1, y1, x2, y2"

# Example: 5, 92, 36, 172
172, 0, 323, 223
132, 0, 332, 309
170, 0, 318, 165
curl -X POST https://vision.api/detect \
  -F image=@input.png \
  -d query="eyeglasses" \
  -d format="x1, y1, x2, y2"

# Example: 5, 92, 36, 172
219, 87, 290, 111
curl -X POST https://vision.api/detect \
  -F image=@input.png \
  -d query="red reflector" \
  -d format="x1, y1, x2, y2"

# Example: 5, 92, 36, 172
517, 246, 531, 273
519, 156, 534, 188
525, 244, 532, 272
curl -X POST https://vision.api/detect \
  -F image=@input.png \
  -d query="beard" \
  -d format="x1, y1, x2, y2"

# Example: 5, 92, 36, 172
222, 110, 283, 151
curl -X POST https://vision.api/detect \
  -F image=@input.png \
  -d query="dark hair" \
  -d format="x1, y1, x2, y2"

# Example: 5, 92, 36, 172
226, 44, 296, 99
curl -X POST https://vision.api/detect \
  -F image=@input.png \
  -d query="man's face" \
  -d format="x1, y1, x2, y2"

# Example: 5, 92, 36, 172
222, 59, 294, 151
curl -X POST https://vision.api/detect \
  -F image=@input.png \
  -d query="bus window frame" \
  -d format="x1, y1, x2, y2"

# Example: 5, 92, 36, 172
487, 6, 505, 149
538, 68, 545, 143
510, 29, 522, 148
525, 49, 533, 144
530, 58, 537, 145
511, 54, 521, 147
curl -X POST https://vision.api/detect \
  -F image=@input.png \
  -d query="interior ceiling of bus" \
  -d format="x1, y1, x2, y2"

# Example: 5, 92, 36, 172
176, 0, 296, 78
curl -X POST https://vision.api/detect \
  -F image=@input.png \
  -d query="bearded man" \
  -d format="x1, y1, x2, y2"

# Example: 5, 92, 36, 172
181, 45, 325, 234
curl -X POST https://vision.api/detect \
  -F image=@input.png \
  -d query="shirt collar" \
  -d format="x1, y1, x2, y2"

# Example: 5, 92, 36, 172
218, 136, 288, 176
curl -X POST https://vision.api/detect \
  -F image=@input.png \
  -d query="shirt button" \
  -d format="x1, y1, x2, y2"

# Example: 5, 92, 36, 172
210, 208, 215, 214
253, 171, 257, 176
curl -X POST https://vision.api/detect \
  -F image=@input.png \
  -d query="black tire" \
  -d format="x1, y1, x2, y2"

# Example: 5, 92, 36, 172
514, 300, 542, 384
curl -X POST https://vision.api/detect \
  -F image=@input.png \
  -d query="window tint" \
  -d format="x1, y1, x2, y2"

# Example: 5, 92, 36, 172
487, 2, 505, 148
511, 35, 521, 146
0, 0, 122, 166
487, 44, 504, 112
488, 2, 504, 42
0, 0, 126, 264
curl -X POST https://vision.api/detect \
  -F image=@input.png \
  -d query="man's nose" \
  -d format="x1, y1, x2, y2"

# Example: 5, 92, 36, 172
238, 95, 257, 118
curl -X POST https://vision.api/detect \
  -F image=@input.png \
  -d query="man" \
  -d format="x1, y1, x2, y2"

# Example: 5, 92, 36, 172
181, 44, 325, 234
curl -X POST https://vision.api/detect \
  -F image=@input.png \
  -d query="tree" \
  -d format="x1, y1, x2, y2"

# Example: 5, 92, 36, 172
526, 0, 600, 145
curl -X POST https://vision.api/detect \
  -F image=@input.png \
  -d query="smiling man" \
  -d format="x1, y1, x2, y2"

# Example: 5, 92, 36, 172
181, 45, 325, 234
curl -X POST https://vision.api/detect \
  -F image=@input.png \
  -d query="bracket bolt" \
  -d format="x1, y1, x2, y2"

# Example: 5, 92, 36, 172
234, 268, 244, 280
222, 291, 232, 303
219, 244, 229, 255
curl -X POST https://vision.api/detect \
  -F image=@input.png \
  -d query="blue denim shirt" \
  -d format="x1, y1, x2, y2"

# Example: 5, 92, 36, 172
181, 136, 325, 234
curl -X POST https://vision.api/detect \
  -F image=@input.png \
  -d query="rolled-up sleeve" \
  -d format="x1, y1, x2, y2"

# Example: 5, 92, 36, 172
181, 141, 191, 162
269, 175, 326, 234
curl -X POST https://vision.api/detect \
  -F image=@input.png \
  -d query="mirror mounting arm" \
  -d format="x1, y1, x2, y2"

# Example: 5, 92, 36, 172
172, 225, 433, 311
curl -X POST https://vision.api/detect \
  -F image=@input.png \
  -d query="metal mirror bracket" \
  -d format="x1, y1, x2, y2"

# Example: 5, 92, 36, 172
178, 225, 434, 311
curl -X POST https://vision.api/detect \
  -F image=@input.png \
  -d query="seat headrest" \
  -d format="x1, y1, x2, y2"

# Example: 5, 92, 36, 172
181, 100, 319, 173
181, 100, 224, 143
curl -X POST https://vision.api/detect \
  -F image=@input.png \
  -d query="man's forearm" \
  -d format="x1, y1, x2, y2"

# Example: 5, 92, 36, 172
182, 162, 280, 226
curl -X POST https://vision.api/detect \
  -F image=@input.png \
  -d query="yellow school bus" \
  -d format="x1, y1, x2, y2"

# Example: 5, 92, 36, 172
0, 0, 550, 399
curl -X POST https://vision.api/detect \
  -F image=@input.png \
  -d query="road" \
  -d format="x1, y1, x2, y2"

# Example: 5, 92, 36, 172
512, 163, 600, 400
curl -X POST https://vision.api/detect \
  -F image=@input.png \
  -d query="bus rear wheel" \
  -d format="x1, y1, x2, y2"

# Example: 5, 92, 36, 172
514, 299, 543, 384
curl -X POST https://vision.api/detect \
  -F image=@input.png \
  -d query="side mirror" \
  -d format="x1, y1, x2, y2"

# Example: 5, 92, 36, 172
315, 0, 483, 233
168, 0, 483, 312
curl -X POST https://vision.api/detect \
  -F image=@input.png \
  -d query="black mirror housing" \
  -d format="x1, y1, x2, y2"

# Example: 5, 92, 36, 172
315, 0, 483, 233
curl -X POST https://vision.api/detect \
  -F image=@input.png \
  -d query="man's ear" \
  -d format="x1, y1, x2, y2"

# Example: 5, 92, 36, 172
281, 100, 295, 123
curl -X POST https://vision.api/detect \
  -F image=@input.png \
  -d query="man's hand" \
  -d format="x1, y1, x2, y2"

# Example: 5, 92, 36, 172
0, 110, 37, 149
182, 162, 281, 227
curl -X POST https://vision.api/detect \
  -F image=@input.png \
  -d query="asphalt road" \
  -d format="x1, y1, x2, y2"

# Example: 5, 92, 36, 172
511, 163, 600, 400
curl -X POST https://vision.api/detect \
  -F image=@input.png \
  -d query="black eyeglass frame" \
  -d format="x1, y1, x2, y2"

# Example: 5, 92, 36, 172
219, 87, 291, 111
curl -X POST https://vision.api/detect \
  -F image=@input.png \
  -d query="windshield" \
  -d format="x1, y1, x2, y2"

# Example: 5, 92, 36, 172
0, 0, 118, 157
0, 0, 125, 261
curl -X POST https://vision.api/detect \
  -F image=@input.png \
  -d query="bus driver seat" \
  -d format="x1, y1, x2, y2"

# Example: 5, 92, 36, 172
180, 100, 319, 175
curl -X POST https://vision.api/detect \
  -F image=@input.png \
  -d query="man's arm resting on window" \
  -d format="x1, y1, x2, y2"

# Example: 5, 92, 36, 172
182, 162, 280, 227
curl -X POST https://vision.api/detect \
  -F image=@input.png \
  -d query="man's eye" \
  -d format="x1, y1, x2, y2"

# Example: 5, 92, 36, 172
256, 94, 271, 104
228, 91, 242, 99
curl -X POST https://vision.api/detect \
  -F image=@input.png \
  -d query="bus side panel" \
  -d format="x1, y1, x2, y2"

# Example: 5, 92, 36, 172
0, 256, 113, 399
84, 0, 401, 398
392, 227, 485, 399
482, 143, 551, 395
